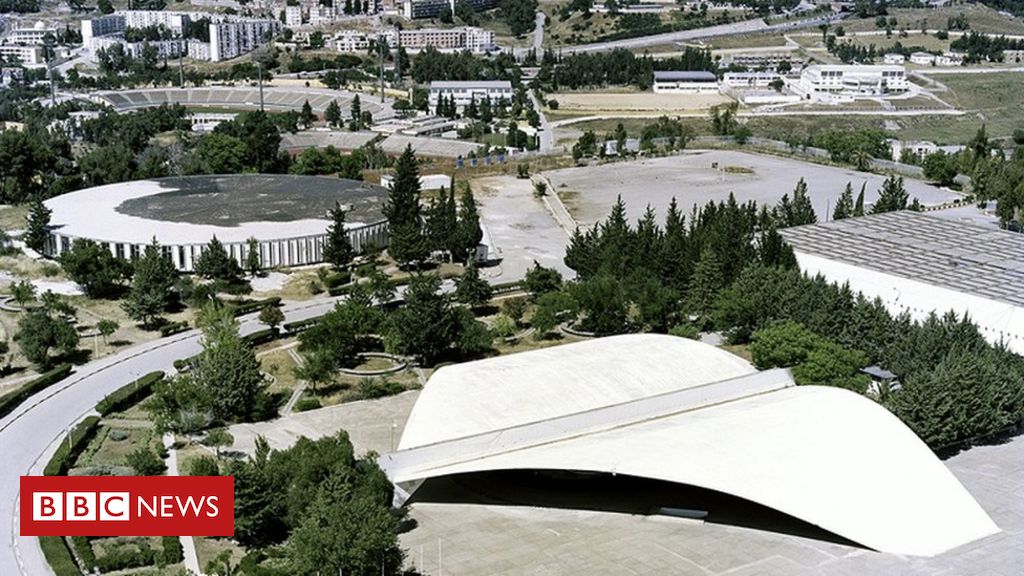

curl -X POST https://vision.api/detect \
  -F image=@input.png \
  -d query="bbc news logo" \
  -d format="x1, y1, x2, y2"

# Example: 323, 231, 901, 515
20, 476, 234, 536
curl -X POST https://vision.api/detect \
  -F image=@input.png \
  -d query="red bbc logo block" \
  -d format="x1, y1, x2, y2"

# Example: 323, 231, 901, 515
21, 476, 234, 537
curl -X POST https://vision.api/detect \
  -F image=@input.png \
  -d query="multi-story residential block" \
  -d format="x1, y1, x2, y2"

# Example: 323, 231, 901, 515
81, 14, 127, 47
402, 0, 497, 19
209, 18, 281, 62
0, 45, 45, 67
285, 6, 303, 27
91, 36, 187, 60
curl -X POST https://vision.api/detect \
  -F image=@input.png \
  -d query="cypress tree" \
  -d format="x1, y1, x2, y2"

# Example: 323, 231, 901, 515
833, 182, 855, 220
872, 175, 909, 214
853, 182, 866, 217
245, 237, 261, 276
24, 196, 51, 253
300, 100, 315, 129
455, 184, 482, 262
123, 238, 178, 328
323, 202, 354, 271
383, 145, 427, 266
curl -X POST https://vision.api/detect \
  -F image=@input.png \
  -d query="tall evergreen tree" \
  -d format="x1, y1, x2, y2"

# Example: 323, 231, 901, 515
323, 202, 354, 271
245, 237, 261, 277
194, 236, 242, 281
349, 95, 362, 131
191, 306, 268, 422
300, 100, 315, 129
685, 248, 723, 321
24, 196, 51, 253
872, 175, 909, 214
123, 238, 178, 328
455, 184, 483, 262
454, 261, 492, 309
383, 146, 427, 266
324, 100, 342, 128
833, 182, 855, 220
853, 182, 866, 217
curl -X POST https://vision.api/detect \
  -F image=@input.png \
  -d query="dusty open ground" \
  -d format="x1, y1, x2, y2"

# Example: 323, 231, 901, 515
543, 150, 961, 227
550, 92, 733, 115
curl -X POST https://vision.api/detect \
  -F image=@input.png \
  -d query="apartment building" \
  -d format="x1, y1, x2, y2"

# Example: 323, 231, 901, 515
209, 18, 281, 62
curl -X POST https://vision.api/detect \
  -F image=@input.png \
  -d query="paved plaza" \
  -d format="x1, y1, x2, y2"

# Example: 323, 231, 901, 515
544, 150, 962, 227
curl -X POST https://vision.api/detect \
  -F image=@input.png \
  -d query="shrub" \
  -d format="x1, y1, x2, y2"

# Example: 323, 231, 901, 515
127, 447, 166, 476
44, 416, 101, 476
185, 455, 220, 476
323, 271, 352, 288
227, 297, 282, 317
490, 313, 517, 338
70, 536, 96, 570
241, 328, 277, 347
355, 378, 404, 400
93, 543, 157, 572
159, 321, 190, 337
295, 397, 321, 411
668, 323, 700, 340
283, 316, 321, 333
0, 363, 73, 419
108, 429, 129, 441
161, 536, 183, 565
95, 371, 164, 416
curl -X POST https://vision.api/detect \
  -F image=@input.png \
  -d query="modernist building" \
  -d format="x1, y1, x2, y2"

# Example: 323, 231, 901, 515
381, 334, 999, 556
402, 0, 498, 18
385, 26, 493, 53
780, 211, 1024, 355
81, 14, 126, 48
428, 80, 513, 108
795, 64, 908, 97
42, 175, 388, 272
209, 18, 281, 62
90, 36, 187, 60
3, 25, 56, 45
652, 71, 720, 93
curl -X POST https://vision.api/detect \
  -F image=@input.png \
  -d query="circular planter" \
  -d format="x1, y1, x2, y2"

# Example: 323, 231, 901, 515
338, 352, 408, 376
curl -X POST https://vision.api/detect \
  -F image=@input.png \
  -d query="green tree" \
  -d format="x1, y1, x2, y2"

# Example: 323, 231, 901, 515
455, 184, 483, 262
186, 455, 220, 476
194, 236, 242, 282
59, 238, 129, 298
24, 196, 51, 253
259, 305, 285, 331
245, 237, 261, 276
853, 182, 866, 216
97, 0, 114, 12
300, 100, 315, 129
922, 150, 957, 186
191, 306, 269, 422
324, 100, 342, 128
833, 182, 855, 220
15, 309, 79, 369
530, 290, 576, 339
10, 280, 36, 310
774, 178, 817, 227
203, 428, 234, 457
349, 94, 362, 131
572, 274, 629, 335
323, 203, 354, 271
184, 132, 247, 175
524, 261, 562, 297
78, 143, 137, 186
872, 175, 909, 213
97, 319, 119, 343
685, 248, 724, 322
385, 274, 454, 364
454, 261, 492, 309
749, 320, 822, 369
127, 447, 166, 475
382, 146, 427, 266
123, 238, 177, 328
294, 348, 338, 395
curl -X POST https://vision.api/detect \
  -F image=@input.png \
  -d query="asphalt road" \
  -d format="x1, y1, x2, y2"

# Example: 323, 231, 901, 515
0, 296, 349, 576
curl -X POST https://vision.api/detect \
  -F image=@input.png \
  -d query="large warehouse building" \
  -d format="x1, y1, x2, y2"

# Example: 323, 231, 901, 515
780, 211, 1024, 355
43, 175, 388, 272
380, 334, 998, 557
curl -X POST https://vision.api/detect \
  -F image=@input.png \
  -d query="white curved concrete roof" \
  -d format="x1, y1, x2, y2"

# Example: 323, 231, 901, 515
386, 335, 999, 557
399, 334, 756, 449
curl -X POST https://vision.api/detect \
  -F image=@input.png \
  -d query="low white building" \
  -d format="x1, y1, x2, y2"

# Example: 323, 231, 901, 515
652, 70, 720, 94
428, 80, 513, 108
380, 173, 452, 191
334, 30, 373, 52
4, 25, 56, 46
722, 71, 780, 89
883, 53, 906, 64
795, 64, 908, 98
1004, 49, 1024, 63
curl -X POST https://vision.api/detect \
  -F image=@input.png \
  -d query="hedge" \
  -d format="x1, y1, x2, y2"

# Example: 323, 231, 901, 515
323, 271, 352, 288
161, 536, 183, 565
158, 321, 190, 337
39, 537, 82, 576
43, 416, 101, 476
93, 545, 156, 572
492, 280, 525, 295
227, 297, 282, 317
172, 356, 196, 372
242, 328, 277, 347
0, 363, 73, 420
70, 536, 95, 570
282, 316, 322, 333
95, 372, 164, 416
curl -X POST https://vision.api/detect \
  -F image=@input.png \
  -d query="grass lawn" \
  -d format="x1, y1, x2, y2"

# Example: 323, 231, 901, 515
194, 537, 244, 574
835, 5, 1024, 35
707, 34, 793, 50
545, 10, 619, 47
896, 72, 1024, 143
839, 32, 952, 52
0, 204, 28, 232
74, 425, 161, 472
720, 343, 752, 362
307, 368, 421, 408
258, 345, 301, 398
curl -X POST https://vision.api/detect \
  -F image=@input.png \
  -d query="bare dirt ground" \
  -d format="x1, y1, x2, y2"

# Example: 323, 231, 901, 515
550, 92, 733, 115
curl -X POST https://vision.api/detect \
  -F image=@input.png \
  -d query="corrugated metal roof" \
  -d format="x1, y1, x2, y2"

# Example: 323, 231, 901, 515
653, 70, 717, 82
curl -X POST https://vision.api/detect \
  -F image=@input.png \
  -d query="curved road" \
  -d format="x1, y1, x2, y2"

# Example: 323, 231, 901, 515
0, 295, 350, 576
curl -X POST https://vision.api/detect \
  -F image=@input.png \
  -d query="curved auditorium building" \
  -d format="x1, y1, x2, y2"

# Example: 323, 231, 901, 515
43, 175, 389, 272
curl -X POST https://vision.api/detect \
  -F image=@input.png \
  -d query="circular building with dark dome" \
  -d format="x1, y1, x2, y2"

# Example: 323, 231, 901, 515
43, 175, 389, 272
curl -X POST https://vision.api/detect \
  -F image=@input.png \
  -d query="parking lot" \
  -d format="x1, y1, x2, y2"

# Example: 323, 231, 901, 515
544, 150, 961, 227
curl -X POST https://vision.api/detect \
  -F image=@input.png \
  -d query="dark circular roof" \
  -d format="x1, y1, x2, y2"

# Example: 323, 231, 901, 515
115, 175, 387, 226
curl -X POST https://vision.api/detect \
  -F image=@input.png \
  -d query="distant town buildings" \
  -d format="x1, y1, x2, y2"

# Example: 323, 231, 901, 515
651, 71, 720, 94
80, 11, 278, 63
910, 51, 965, 66
795, 64, 909, 99
428, 80, 513, 108
334, 26, 493, 53
884, 53, 906, 64
402, 0, 499, 19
